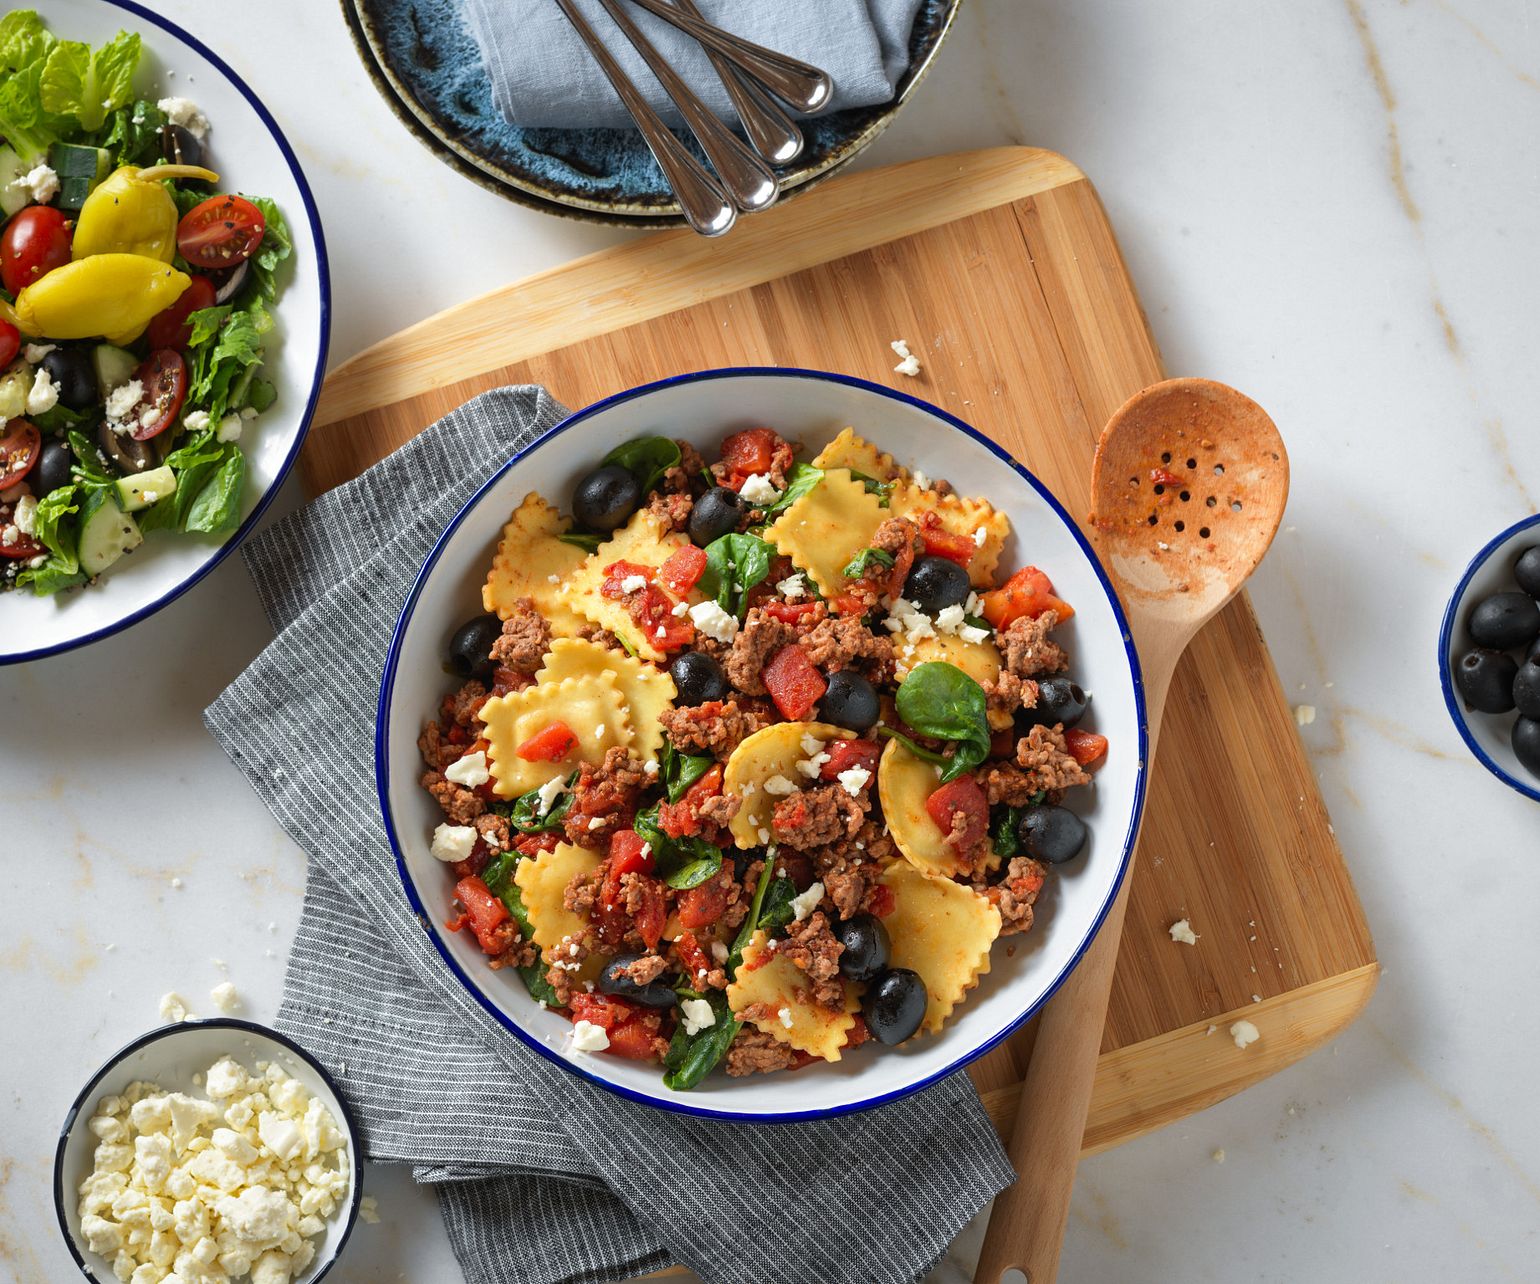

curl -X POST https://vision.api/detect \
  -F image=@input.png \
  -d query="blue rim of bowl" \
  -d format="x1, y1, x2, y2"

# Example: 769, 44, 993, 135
377, 366, 1150, 1122
1, 0, 332, 667
1437, 511, 1540, 804
53, 1017, 364, 1282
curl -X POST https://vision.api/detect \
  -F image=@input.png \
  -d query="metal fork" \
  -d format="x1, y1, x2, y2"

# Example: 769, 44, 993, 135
670, 0, 803, 164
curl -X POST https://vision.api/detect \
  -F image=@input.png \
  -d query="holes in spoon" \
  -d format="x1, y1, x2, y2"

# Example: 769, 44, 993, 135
1153, 484, 1165, 496
1186, 457, 1197, 469
1147, 513, 1158, 526
1232, 499, 1244, 512
1206, 495, 1217, 508
1199, 526, 1211, 538
1179, 490, 1190, 502
1213, 463, 1226, 476
1161, 451, 1172, 464
1174, 520, 1186, 532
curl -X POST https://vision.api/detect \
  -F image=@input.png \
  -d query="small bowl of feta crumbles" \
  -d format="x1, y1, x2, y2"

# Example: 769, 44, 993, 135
54, 1019, 362, 1284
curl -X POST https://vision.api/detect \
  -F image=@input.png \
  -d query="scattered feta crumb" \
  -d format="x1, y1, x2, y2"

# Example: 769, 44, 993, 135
709, 940, 729, 964
777, 1006, 794, 1029
619, 573, 648, 594
643, 759, 660, 777
182, 409, 211, 434
680, 998, 716, 1035
836, 765, 872, 797
158, 992, 190, 1023
429, 823, 477, 863
1294, 704, 1316, 727
671, 600, 689, 617
444, 750, 490, 788
210, 981, 239, 1013
689, 599, 740, 644
359, 1195, 381, 1224
1168, 918, 1199, 946
586, 816, 606, 831
1205, 1024, 1217, 1036
216, 413, 243, 443
1229, 1020, 1260, 1050
757, 827, 770, 844
170, 877, 184, 889
1212, 1148, 1226, 1163
9, 162, 58, 204
776, 572, 807, 598
890, 339, 921, 377
739, 473, 781, 505
763, 774, 798, 796
13, 493, 37, 536
547, 573, 560, 584
535, 774, 568, 815
569, 1020, 610, 1053
973, 526, 987, 547
789, 881, 824, 922
25, 365, 58, 415
22, 342, 55, 364
157, 96, 210, 139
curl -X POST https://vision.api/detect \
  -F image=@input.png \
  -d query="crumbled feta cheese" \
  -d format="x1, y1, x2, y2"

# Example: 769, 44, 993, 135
22, 342, 55, 364
1169, 919, 1198, 945
569, 1020, 610, 1053
973, 526, 988, 547
738, 473, 781, 505
1294, 704, 1316, 727
534, 774, 568, 816
777, 572, 807, 598
777, 1006, 794, 1029
619, 573, 648, 594
444, 750, 490, 788
680, 998, 716, 1035
789, 881, 824, 922
216, 413, 243, 443
890, 339, 921, 377
912, 469, 931, 490
13, 493, 37, 536
157, 993, 189, 1024
25, 365, 58, 415
157, 96, 210, 139
104, 380, 144, 422
182, 409, 211, 434
762, 774, 798, 796
1229, 1020, 1260, 1050
671, 600, 689, 617
935, 604, 966, 632
709, 940, 729, 964
835, 765, 872, 797
643, 759, 660, 777
689, 599, 740, 644
586, 816, 606, 831
883, 596, 936, 641
958, 624, 991, 645
547, 573, 560, 584
9, 162, 58, 204
799, 732, 824, 756
140, 491, 158, 505
1, 526, 16, 547
757, 827, 770, 844
429, 823, 477, 863
210, 982, 239, 1012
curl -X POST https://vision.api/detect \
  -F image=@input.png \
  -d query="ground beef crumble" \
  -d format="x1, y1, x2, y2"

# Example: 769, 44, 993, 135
725, 1026, 801, 1077
980, 855, 1049, 936
562, 747, 649, 847
981, 724, 1090, 804
488, 599, 551, 672
804, 818, 895, 918
778, 911, 845, 1009
660, 440, 706, 494
800, 614, 896, 680
772, 783, 868, 850
724, 609, 798, 695
422, 771, 486, 824
645, 489, 695, 535
417, 721, 459, 773
615, 954, 669, 986
1000, 610, 1069, 678
984, 671, 1040, 718
658, 699, 772, 757
474, 813, 511, 853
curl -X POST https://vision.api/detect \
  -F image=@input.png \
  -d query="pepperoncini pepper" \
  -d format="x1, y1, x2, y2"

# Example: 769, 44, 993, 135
6, 254, 191, 345
71, 164, 220, 262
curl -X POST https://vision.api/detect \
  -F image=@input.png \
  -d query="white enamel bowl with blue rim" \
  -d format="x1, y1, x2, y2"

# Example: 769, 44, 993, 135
1, 0, 329, 665
378, 368, 1149, 1121
1439, 512, 1540, 804
54, 1018, 363, 1283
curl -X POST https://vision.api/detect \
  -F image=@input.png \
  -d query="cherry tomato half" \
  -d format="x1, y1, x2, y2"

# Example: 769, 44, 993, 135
0, 530, 45, 559
1, 206, 72, 296
0, 419, 41, 488
128, 350, 188, 441
176, 194, 266, 269
0, 320, 19, 368
145, 274, 217, 351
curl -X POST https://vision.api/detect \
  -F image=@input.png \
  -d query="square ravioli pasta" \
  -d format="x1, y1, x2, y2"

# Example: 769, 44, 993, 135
419, 427, 1108, 1088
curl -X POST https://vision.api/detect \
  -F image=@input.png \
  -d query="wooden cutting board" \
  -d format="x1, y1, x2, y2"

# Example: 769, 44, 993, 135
307, 147, 1377, 1157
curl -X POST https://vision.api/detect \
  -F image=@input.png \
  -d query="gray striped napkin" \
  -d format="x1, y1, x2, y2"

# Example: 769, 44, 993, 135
204, 386, 1014, 1284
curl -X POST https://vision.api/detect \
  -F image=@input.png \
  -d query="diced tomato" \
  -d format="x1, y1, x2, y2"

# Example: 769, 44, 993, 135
918, 516, 977, 567
1010, 865, 1047, 899
675, 930, 714, 981
1151, 467, 1185, 488
632, 877, 668, 950
609, 828, 656, 877
819, 738, 881, 782
599, 560, 655, 598
658, 543, 708, 595
513, 831, 560, 859
516, 720, 576, 761
678, 878, 730, 930
569, 990, 627, 1030
718, 427, 778, 482
1064, 728, 1108, 767
764, 599, 821, 624
0, 530, 44, 559
829, 591, 869, 617
925, 777, 989, 853
628, 584, 694, 652
762, 644, 827, 720
605, 1013, 665, 1061
599, 831, 666, 950
658, 763, 724, 839
447, 876, 510, 954
568, 992, 665, 1060
867, 884, 896, 918
490, 665, 533, 697
979, 565, 1075, 629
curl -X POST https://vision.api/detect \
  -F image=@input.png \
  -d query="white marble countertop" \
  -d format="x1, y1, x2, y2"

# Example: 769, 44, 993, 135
5, 1, 1539, 1281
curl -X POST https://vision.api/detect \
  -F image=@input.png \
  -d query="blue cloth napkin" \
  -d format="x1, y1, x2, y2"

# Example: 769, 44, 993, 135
460, 0, 926, 129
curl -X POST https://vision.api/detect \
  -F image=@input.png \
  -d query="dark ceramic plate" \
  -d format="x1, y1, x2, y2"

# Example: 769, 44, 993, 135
340, 0, 961, 225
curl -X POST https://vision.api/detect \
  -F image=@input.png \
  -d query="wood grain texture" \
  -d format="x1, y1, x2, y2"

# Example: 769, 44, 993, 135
302, 148, 1377, 1160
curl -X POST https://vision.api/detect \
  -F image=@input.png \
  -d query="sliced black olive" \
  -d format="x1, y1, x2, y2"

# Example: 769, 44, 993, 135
598, 955, 678, 1008
863, 968, 927, 1045
448, 613, 502, 679
572, 464, 640, 533
42, 348, 98, 411
1515, 547, 1540, 599
1513, 661, 1540, 721
818, 669, 880, 732
1017, 804, 1088, 864
1514, 717, 1540, 780
688, 486, 743, 547
1469, 591, 1540, 651
1030, 676, 1089, 729
209, 260, 249, 304
834, 913, 890, 981
161, 122, 204, 168
31, 438, 73, 495
669, 651, 729, 705
98, 419, 154, 474
903, 555, 970, 614
1454, 649, 1518, 715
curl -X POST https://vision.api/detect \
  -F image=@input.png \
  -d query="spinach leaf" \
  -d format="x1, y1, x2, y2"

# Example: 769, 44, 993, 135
503, 770, 578, 833
557, 530, 604, 554
660, 739, 714, 804
757, 461, 822, 517
849, 469, 895, 507
725, 850, 798, 972
482, 852, 563, 1006
15, 482, 84, 595
842, 546, 895, 579
991, 792, 1049, 858
662, 991, 740, 1091
964, 613, 991, 632
894, 661, 992, 783
756, 871, 800, 933
603, 435, 681, 495
875, 724, 950, 768
699, 531, 772, 618
663, 856, 722, 891
632, 804, 724, 890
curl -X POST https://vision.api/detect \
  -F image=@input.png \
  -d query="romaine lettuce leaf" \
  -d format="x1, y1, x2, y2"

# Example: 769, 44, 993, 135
39, 30, 140, 133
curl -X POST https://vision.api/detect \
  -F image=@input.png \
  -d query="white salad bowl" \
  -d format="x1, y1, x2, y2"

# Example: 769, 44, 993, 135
1, 0, 329, 665
378, 368, 1148, 1121
54, 1018, 363, 1283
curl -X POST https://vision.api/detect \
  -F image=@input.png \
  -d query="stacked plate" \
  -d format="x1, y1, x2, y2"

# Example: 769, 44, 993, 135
339, 0, 961, 225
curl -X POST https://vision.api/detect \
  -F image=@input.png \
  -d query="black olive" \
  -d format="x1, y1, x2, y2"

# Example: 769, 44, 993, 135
1017, 804, 1088, 864
447, 613, 502, 679
1455, 649, 1518, 714
863, 968, 927, 1045
1530, 636, 1540, 667
669, 651, 729, 705
1513, 717, 1540, 779
834, 913, 890, 981
688, 486, 743, 547
1516, 547, 1540, 599
1029, 676, 1089, 729
1469, 591, 1540, 651
818, 669, 880, 732
97, 419, 153, 474
903, 555, 970, 614
1513, 661, 1540, 721
572, 464, 641, 533
41, 348, 98, 411
598, 955, 678, 1008
161, 122, 204, 168
31, 438, 73, 495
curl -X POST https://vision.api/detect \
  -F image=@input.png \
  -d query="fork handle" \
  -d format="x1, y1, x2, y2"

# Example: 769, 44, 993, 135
671, 0, 802, 164
554, 0, 734, 236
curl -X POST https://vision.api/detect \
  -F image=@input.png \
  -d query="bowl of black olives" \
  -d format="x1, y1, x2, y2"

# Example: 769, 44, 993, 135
1441, 514, 1540, 801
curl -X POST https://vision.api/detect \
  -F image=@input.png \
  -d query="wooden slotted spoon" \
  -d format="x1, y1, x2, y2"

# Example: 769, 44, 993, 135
974, 378, 1290, 1284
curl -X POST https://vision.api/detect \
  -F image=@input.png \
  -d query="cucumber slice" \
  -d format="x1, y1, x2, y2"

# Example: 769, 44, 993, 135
0, 362, 29, 421
114, 465, 177, 513
0, 146, 27, 218
49, 143, 111, 213
92, 345, 139, 395
79, 486, 143, 577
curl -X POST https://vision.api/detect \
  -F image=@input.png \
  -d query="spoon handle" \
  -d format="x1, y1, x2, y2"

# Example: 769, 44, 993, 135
671, 0, 803, 164
594, 0, 778, 212
622, 0, 834, 113
553, 0, 734, 236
